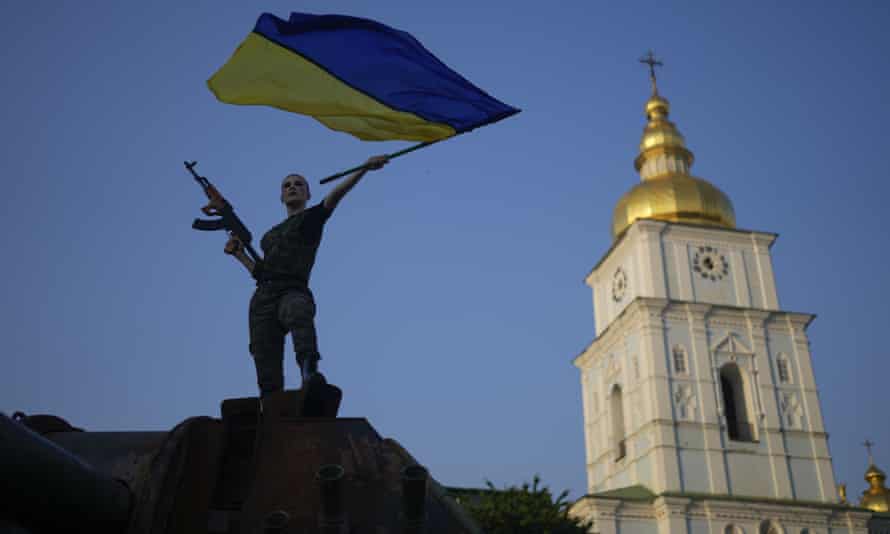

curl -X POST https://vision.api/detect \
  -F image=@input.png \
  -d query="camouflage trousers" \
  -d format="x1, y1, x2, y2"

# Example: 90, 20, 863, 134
248, 287, 320, 397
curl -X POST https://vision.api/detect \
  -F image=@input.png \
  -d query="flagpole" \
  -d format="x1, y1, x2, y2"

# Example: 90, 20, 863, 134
318, 140, 439, 184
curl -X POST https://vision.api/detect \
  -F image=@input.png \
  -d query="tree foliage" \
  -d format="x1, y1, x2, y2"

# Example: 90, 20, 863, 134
461, 475, 592, 534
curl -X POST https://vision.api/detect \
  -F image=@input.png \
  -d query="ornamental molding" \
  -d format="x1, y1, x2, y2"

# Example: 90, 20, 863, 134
712, 332, 754, 355
654, 496, 693, 517
595, 502, 658, 521
681, 302, 714, 321
745, 309, 772, 324
661, 224, 776, 248
779, 391, 804, 430
708, 315, 751, 329
770, 384, 819, 396
673, 383, 697, 422
663, 309, 689, 322
702, 502, 837, 525
586, 319, 635, 354
764, 323, 795, 337
632, 218, 670, 237
767, 311, 816, 331
671, 375, 703, 385
637, 298, 671, 321
605, 354, 622, 380
751, 232, 779, 250
583, 496, 622, 514
576, 497, 868, 529
713, 352, 755, 375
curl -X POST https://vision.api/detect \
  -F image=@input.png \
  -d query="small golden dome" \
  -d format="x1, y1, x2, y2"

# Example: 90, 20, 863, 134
860, 463, 890, 513
611, 73, 736, 240
645, 94, 670, 119
867, 464, 886, 480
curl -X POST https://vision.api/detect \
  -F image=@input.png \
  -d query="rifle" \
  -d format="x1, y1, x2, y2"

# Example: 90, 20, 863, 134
185, 161, 262, 265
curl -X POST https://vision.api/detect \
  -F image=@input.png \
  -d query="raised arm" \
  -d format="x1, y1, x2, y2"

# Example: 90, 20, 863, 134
323, 155, 389, 212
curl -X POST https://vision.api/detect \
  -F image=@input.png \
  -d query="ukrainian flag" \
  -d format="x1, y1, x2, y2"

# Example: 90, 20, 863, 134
208, 13, 520, 142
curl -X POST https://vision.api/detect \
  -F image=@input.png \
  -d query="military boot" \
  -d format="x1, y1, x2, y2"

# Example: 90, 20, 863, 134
298, 352, 322, 387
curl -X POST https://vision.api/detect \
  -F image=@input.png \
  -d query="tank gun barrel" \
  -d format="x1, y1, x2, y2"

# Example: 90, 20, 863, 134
0, 413, 133, 532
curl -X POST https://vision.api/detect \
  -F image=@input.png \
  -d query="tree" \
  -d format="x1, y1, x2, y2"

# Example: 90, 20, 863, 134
460, 475, 592, 534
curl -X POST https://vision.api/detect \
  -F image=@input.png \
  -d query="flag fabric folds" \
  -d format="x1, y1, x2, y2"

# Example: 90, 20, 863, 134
207, 12, 520, 142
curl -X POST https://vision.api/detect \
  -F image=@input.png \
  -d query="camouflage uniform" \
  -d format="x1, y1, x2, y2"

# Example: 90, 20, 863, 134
249, 203, 332, 396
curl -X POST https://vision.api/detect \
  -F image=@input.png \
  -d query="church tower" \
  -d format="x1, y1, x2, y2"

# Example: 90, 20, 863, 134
574, 55, 837, 503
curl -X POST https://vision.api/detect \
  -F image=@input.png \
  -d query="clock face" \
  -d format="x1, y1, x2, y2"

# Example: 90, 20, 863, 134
612, 267, 628, 302
692, 245, 729, 281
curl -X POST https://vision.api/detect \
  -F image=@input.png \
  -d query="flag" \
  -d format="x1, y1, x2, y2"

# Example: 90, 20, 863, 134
207, 12, 520, 142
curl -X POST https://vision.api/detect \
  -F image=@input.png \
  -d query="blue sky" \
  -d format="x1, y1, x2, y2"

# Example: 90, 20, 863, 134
2, 1, 888, 501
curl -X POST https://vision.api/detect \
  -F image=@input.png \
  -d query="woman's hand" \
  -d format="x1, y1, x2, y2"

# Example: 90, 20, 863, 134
224, 234, 243, 255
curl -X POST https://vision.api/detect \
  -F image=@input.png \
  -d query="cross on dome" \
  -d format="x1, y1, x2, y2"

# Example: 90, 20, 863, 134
639, 50, 663, 94
865, 439, 876, 465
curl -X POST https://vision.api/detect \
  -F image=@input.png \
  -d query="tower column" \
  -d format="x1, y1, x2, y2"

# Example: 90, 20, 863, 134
685, 303, 729, 495
751, 234, 779, 309
639, 300, 680, 494
787, 314, 836, 501
747, 310, 795, 499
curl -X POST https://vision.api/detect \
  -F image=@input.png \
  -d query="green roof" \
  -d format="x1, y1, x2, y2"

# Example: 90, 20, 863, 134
588, 485, 656, 501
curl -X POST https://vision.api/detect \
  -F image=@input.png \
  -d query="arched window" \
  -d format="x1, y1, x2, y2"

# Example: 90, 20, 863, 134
725, 525, 744, 534
776, 356, 791, 384
720, 363, 756, 442
610, 385, 627, 460
759, 521, 782, 534
673, 346, 688, 374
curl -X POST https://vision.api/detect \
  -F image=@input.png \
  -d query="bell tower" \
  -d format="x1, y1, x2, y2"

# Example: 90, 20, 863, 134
575, 54, 837, 502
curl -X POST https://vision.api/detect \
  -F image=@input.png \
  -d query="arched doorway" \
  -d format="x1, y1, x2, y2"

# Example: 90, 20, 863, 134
720, 363, 756, 442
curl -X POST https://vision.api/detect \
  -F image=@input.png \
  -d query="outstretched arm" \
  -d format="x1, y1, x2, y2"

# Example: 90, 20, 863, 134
323, 155, 389, 212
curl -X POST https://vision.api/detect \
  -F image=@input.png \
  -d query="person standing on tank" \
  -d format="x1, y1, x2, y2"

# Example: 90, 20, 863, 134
224, 155, 389, 397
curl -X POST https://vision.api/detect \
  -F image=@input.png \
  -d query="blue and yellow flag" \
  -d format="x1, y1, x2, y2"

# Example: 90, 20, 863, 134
207, 12, 520, 142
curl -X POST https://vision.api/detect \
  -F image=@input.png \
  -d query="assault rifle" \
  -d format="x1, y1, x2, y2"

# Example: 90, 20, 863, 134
185, 161, 262, 264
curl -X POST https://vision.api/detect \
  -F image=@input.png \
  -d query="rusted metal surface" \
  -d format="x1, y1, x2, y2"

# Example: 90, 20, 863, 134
213, 397, 261, 516
234, 411, 477, 534
127, 416, 224, 534
402, 465, 429, 533
316, 463, 346, 532
3, 390, 481, 533
384, 439, 483, 534
46, 430, 168, 502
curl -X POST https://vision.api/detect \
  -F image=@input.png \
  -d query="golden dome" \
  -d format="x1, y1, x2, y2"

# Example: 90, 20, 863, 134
612, 173, 736, 238
611, 80, 736, 240
860, 463, 890, 512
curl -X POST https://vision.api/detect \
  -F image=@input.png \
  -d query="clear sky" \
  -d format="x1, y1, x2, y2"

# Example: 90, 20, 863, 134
2, 1, 888, 502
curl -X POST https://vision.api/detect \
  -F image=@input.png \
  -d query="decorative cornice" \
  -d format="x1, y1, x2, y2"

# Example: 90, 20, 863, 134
744, 309, 772, 327
586, 219, 778, 280
775, 312, 817, 331
574, 298, 816, 368
573, 492, 873, 520
683, 302, 713, 321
